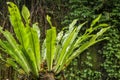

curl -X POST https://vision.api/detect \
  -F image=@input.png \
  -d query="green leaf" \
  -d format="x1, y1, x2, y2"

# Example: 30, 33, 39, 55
69, 19, 78, 32
65, 27, 110, 68
32, 23, 40, 38
22, 5, 30, 24
90, 14, 101, 27
6, 58, 19, 69
55, 22, 87, 73
0, 2, 41, 77
0, 27, 30, 74
7, 2, 27, 48
55, 28, 76, 72
46, 27, 56, 71
25, 26, 40, 76
46, 15, 53, 27
32, 24, 41, 71
41, 39, 46, 61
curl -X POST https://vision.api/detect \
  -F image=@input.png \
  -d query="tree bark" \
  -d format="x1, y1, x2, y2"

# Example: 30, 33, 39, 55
39, 72, 55, 80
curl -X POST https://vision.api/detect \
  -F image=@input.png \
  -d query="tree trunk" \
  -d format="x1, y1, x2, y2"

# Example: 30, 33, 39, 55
39, 72, 55, 80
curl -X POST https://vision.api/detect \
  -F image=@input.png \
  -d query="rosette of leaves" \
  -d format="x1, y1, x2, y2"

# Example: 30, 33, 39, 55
0, 2, 109, 79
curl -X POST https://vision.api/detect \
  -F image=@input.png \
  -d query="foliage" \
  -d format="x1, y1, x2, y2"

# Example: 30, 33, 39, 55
62, 0, 120, 27
1, 2, 41, 77
61, 0, 120, 79
100, 28, 120, 79
65, 51, 102, 80
62, 0, 101, 25
0, 2, 109, 79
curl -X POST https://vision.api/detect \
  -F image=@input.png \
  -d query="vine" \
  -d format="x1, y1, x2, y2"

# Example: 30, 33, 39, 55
100, 28, 120, 79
